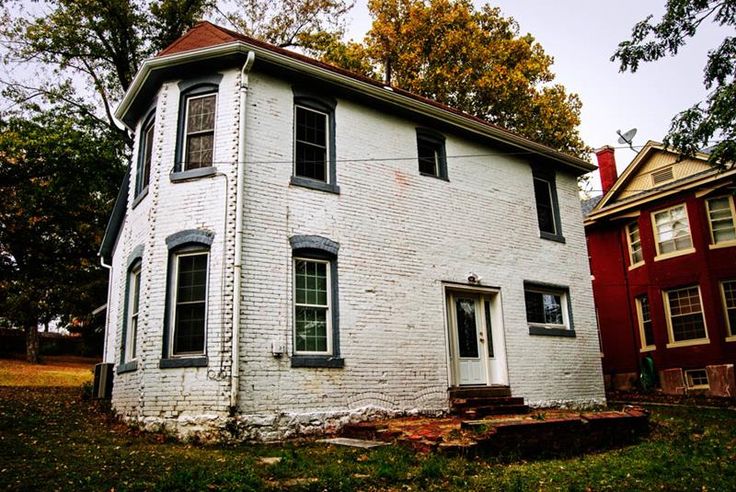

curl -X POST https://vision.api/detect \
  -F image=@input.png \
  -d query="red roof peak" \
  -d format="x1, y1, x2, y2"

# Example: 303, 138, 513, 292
157, 21, 240, 57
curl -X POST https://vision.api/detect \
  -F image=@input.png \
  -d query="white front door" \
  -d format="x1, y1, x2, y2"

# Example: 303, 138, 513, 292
447, 290, 508, 386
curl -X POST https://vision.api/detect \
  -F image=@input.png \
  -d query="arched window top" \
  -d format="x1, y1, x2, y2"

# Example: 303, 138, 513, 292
166, 229, 214, 250
178, 74, 223, 95
127, 244, 144, 270
289, 235, 340, 257
292, 87, 337, 112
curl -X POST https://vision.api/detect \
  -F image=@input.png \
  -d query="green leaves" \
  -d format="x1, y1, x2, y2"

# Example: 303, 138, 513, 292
613, 0, 736, 167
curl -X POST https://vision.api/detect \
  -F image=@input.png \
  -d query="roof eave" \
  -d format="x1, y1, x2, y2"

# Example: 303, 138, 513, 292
117, 40, 595, 174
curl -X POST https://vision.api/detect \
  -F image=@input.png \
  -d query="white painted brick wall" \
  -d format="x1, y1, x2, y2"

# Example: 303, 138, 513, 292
105, 66, 604, 440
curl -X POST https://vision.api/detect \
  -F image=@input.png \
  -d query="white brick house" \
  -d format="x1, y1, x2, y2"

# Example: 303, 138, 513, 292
100, 22, 604, 441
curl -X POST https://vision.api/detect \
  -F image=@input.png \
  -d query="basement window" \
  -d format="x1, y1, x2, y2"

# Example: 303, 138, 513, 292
685, 369, 709, 389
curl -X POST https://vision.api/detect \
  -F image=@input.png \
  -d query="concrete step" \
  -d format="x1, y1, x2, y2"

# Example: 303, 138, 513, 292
448, 386, 512, 399
457, 404, 530, 419
450, 396, 525, 410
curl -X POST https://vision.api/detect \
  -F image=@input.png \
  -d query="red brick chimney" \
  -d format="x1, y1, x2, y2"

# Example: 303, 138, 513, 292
595, 146, 618, 194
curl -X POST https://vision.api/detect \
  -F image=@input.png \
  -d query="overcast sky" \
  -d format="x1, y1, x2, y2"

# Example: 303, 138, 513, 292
345, 1, 729, 193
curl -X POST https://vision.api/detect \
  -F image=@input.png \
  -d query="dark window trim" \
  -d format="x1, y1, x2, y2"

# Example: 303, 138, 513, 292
291, 87, 339, 193
116, 360, 138, 374
161, 230, 213, 365
416, 127, 449, 181
134, 108, 156, 203
174, 74, 223, 175
120, 245, 144, 366
531, 166, 565, 243
523, 280, 575, 337
289, 234, 343, 368
170, 166, 218, 182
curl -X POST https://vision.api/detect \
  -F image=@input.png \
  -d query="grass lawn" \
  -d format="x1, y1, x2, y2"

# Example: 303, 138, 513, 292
0, 356, 95, 387
1, 363, 735, 491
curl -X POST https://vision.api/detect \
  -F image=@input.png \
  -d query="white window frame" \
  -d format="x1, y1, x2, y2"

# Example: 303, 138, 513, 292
524, 286, 570, 330
635, 295, 655, 352
182, 93, 217, 170
124, 265, 141, 362
663, 285, 709, 348
720, 279, 736, 342
293, 257, 332, 356
706, 195, 736, 249
651, 204, 695, 261
169, 250, 209, 357
626, 221, 644, 269
293, 104, 330, 183
684, 369, 709, 390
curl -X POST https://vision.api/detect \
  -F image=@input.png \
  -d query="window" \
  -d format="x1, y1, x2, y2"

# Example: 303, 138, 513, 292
183, 94, 216, 170
289, 234, 343, 367
721, 280, 736, 338
171, 251, 208, 355
135, 113, 155, 198
652, 204, 693, 257
416, 128, 448, 180
664, 286, 708, 346
290, 90, 338, 193
126, 264, 141, 361
706, 195, 736, 246
626, 221, 644, 266
685, 369, 709, 389
531, 167, 564, 242
636, 295, 655, 350
161, 229, 213, 367
173, 75, 222, 179
524, 282, 575, 336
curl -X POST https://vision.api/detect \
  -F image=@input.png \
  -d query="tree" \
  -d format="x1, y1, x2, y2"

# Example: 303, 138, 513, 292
316, 0, 588, 157
613, 0, 736, 167
0, 105, 126, 362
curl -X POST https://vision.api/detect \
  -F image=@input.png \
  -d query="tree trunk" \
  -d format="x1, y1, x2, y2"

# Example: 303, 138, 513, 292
26, 323, 39, 364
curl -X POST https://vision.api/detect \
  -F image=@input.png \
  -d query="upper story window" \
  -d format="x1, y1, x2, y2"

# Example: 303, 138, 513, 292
125, 262, 141, 362
651, 204, 693, 259
706, 195, 736, 246
524, 281, 574, 337
173, 75, 222, 181
635, 295, 655, 350
290, 89, 339, 194
183, 94, 216, 170
664, 285, 708, 347
135, 112, 155, 199
531, 167, 564, 243
626, 221, 644, 267
416, 128, 448, 180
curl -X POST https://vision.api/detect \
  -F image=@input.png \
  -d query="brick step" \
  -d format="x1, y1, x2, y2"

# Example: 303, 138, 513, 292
449, 386, 511, 399
456, 404, 530, 419
450, 396, 525, 410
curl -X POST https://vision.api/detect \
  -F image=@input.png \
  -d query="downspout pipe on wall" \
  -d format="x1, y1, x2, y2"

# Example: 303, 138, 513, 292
100, 257, 113, 363
230, 51, 256, 413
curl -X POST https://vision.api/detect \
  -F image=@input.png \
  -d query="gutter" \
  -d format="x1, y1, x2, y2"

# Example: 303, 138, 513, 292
230, 51, 256, 413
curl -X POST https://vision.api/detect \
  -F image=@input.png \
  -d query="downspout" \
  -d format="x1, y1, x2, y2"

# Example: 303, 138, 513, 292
100, 256, 113, 363
230, 51, 256, 413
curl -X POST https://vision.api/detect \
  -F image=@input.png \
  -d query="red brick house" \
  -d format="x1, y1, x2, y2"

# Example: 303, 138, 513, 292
585, 141, 736, 397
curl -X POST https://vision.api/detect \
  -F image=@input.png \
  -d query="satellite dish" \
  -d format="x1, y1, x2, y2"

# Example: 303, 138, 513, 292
617, 128, 638, 151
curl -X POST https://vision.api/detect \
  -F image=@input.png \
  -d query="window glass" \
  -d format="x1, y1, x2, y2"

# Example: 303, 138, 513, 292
184, 94, 216, 170
637, 295, 654, 347
666, 286, 706, 342
455, 298, 479, 358
136, 119, 154, 196
417, 138, 441, 176
722, 280, 736, 336
685, 369, 709, 388
525, 290, 564, 325
294, 106, 328, 182
294, 259, 329, 353
126, 266, 141, 361
533, 178, 557, 235
653, 205, 692, 254
628, 222, 643, 264
707, 196, 736, 244
173, 252, 208, 354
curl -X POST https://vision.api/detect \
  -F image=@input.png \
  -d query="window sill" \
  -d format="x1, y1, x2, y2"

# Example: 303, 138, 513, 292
159, 356, 208, 368
640, 345, 656, 353
628, 261, 645, 271
539, 231, 566, 244
170, 166, 218, 182
666, 338, 709, 349
132, 187, 149, 209
725, 335, 736, 342
528, 326, 576, 337
116, 360, 138, 374
291, 355, 344, 368
709, 240, 736, 250
654, 247, 695, 262
290, 175, 340, 194
419, 172, 449, 182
